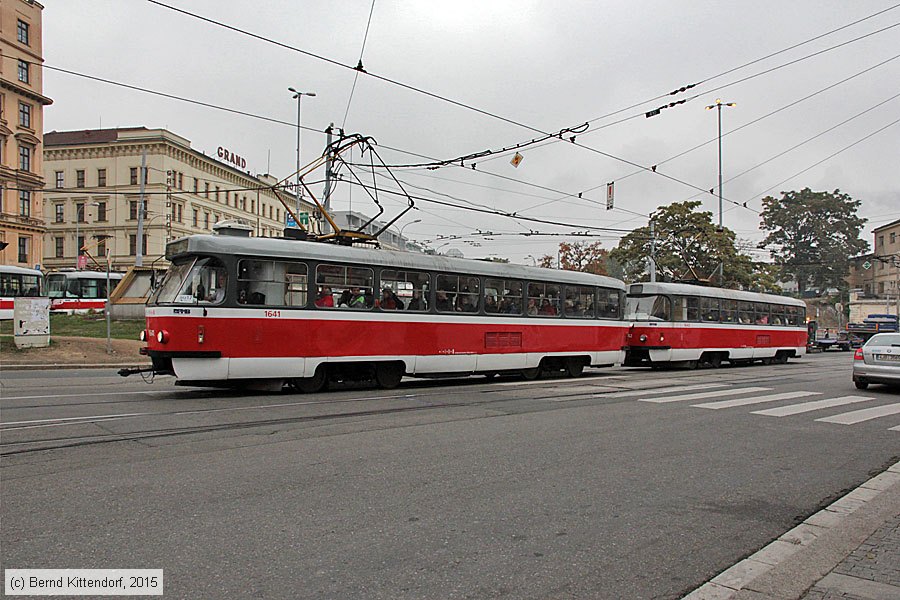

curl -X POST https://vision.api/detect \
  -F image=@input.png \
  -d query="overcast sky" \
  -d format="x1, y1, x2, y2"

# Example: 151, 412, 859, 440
42, 1, 900, 266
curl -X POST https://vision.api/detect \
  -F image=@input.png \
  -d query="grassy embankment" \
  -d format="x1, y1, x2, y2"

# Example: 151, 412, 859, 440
0, 313, 144, 343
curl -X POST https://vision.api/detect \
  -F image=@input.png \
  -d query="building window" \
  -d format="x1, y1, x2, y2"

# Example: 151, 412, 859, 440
96, 201, 107, 222
204, 212, 210, 229
55, 171, 64, 188
18, 190, 31, 217
17, 237, 29, 263
18, 102, 31, 128
76, 170, 85, 188
130, 167, 138, 185
97, 238, 107, 259
76, 202, 86, 223
240, 197, 246, 210
215, 186, 220, 202
892, 232, 897, 244
17, 60, 29, 84
129, 234, 148, 256
193, 177, 199, 193
97, 169, 107, 187
204, 182, 210, 197
17, 19, 29, 45
878, 235, 884, 248
178, 172, 184, 189
192, 208, 199, 227
55, 237, 64, 259
55, 203, 64, 223
251, 199, 256, 213
129, 200, 147, 220
18, 144, 31, 171
176, 204, 183, 223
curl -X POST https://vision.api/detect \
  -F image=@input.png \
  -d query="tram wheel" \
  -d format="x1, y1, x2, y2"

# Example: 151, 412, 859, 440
565, 358, 585, 378
773, 352, 789, 365
290, 367, 328, 394
521, 367, 541, 380
375, 362, 404, 389
761, 357, 774, 366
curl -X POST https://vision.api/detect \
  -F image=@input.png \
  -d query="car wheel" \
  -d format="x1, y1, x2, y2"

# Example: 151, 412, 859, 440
854, 380, 869, 390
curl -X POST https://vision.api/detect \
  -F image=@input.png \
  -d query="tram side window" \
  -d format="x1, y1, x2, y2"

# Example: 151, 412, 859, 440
526, 282, 560, 317
685, 297, 700, 321
81, 279, 104, 299
563, 285, 594, 318
701, 297, 720, 322
754, 303, 770, 325
282, 262, 308, 307
786, 306, 801, 327
380, 270, 429, 311
721, 300, 738, 323
436, 274, 480, 313
738, 301, 754, 324
315, 264, 374, 310
484, 278, 523, 315
597, 288, 621, 319
770, 304, 786, 326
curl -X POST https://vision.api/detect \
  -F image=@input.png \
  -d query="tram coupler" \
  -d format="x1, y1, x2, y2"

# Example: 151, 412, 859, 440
118, 366, 157, 377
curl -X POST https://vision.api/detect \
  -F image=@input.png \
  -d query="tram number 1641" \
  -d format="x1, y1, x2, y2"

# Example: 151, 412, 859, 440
264, 310, 282, 318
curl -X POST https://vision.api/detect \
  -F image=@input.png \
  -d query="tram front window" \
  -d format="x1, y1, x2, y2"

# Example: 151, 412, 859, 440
46, 275, 67, 298
625, 295, 671, 321
151, 257, 227, 305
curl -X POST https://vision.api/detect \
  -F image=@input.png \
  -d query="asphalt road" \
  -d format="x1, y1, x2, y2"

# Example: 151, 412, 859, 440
2, 353, 898, 599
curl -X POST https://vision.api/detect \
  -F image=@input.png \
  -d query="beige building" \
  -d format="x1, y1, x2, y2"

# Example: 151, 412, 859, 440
0, 0, 51, 267
42, 127, 320, 271
848, 218, 900, 299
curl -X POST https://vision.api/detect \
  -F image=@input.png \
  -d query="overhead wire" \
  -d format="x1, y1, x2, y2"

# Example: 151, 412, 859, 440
341, 0, 377, 129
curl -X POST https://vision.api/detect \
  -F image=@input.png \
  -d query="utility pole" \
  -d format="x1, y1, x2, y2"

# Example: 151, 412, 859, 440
322, 123, 334, 234
649, 219, 657, 282
135, 148, 147, 267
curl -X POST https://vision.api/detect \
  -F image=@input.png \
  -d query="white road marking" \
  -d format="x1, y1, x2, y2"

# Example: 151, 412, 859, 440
601, 383, 729, 399
639, 387, 772, 404
889, 425, 900, 431
693, 391, 821, 410
815, 403, 900, 425
752, 396, 873, 417
0, 390, 168, 401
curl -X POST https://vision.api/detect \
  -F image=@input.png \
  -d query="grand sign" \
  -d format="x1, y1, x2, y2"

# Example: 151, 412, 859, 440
217, 146, 247, 169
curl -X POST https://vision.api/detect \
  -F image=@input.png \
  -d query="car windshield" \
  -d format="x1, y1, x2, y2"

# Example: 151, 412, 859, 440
866, 334, 900, 346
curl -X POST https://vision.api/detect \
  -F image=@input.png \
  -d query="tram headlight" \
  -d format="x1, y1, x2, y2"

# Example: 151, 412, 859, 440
156, 330, 169, 344
639, 334, 648, 342
139, 329, 147, 342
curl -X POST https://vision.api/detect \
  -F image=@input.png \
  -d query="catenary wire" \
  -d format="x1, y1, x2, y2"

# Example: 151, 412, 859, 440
341, 0, 377, 128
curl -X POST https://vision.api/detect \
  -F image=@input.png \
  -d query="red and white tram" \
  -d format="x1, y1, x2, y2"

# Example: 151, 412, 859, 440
0, 265, 43, 320
623, 282, 807, 368
46, 270, 124, 314
138, 232, 628, 390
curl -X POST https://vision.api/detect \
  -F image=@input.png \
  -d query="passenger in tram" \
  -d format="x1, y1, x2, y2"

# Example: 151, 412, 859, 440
756, 314, 769, 325
435, 290, 453, 312
527, 298, 538, 315
378, 287, 403, 310
458, 294, 477, 312
539, 298, 557, 315
407, 290, 426, 311
205, 270, 227, 303
484, 295, 498, 313
347, 287, 368, 308
315, 286, 334, 307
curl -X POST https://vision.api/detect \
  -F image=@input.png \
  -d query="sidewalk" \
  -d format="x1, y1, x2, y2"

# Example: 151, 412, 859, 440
683, 460, 900, 600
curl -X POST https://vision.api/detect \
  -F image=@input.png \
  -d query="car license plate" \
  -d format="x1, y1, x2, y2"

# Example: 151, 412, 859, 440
875, 354, 900, 362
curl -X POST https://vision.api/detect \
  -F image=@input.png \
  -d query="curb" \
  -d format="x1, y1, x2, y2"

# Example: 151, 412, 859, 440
682, 460, 900, 599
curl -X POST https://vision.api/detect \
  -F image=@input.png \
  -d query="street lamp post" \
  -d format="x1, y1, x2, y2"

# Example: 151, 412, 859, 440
398, 219, 421, 250
705, 98, 736, 231
288, 87, 316, 223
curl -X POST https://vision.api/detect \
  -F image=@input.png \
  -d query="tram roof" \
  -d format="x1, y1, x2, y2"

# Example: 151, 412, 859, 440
0, 265, 43, 276
46, 270, 124, 279
170, 234, 626, 290
628, 281, 806, 307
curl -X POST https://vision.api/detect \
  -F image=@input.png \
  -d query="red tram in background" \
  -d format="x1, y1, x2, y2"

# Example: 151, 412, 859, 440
623, 282, 808, 368
0, 265, 43, 320
136, 231, 628, 391
46, 270, 124, 314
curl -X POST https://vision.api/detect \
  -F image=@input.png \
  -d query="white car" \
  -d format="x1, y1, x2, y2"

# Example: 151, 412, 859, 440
852, 333, 900, 390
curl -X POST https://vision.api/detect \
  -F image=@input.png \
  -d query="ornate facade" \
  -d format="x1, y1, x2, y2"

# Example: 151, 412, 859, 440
42, 127, 319, 271
0, 0, 51, 267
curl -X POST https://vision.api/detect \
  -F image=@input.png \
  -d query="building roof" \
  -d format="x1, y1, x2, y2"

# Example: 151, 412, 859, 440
874, 218, 900, 233
44, 127, 148, 146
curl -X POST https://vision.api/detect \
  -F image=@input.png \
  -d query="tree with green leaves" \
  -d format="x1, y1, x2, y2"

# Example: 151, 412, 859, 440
537, 240, 622, 277
610, 200, 755, 287
759, 188, 868, 295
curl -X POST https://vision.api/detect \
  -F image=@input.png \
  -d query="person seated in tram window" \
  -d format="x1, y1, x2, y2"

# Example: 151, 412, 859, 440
349, 287, 368, 308
756, 314, 769, 325
435, 290, 453, 312
570, 301, 585, 316
504, 296, 521, 314
539, 298, 556, 316
484, 295, 498, 313
458, 294, 477, 313
315, 286, 334, 307
526, 298, 538, 315
407, 289, 426, 311
378, 287, 403, 310
204, 270, 227, 303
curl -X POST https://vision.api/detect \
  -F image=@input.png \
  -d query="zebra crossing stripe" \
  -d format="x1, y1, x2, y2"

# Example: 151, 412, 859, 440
693, 391, 821, 410
815, 403, 900, 425
752, 396, 873, 417
639, 387, 771, 404
600, 383, 729, 399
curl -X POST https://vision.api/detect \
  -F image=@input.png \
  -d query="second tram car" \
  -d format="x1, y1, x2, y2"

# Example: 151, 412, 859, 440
46, 270, 124, 314
624, 282, 807, 368
139, 233, 629, 390
0, 265, 44, 319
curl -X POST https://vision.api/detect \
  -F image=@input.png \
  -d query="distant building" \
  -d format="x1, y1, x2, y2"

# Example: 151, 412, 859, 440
848, 218, 900, 299
0, 0, 52, 267
329, 210, 418, 251
42, 127, 319, 271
